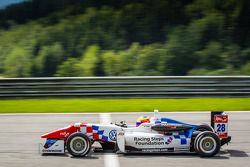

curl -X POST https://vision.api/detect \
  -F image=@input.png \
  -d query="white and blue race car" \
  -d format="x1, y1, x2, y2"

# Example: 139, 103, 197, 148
40, 110, 231, 157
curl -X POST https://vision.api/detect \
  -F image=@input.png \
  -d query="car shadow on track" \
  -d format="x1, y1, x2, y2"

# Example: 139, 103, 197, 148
121, 152, 200, 159
41, 149, 248, 160
122, 153, 230, 160
120, 150, 249, 159
41, 153, 69, 157
41, 153, 100, 159
220, 149, 249, 157
71, 156, 99, 159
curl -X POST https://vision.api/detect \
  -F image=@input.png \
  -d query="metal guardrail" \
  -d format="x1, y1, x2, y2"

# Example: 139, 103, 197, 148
0, 76, 250, 98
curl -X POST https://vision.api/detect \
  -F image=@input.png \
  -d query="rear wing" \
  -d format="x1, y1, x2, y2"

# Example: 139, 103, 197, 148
211, 111, 228, 139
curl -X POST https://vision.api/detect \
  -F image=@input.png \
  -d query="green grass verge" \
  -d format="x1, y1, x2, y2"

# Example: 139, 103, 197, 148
0, 98, 250, 113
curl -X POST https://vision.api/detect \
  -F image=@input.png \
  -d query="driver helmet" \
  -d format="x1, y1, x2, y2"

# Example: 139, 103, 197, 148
136, 116, 150, 126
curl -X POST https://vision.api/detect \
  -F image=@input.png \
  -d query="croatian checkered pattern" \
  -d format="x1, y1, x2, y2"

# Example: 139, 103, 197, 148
80, 124, 109, 141
167, 132, 187, 145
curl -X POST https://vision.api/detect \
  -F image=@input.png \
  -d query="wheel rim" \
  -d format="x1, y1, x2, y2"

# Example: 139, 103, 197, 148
70, 137, 88, 154
199, 136, 216, 154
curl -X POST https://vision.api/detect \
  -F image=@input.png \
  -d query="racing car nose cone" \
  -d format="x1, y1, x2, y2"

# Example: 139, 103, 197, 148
41, 125, 77, 139
41, 129, 65, 138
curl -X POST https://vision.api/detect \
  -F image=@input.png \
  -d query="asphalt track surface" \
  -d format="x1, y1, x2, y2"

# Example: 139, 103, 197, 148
0, 112, 249, 167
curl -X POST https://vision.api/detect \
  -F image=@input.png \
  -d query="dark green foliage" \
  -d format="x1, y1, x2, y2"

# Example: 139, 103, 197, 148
55, 58, 82, 77
0, 0, 250, 77
34, 43, 64, 76
196, 42, 225, 70
4, 47, 32, 77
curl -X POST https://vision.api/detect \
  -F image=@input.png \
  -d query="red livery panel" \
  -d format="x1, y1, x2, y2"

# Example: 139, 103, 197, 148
214, 115, 228, 123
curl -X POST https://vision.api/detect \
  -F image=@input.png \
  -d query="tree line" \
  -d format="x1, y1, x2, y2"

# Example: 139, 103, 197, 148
0, 0, 250, 77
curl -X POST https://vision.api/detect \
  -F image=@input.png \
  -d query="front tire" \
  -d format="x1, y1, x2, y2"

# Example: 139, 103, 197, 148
194, 131, 220, 157
66, 133, 91, 157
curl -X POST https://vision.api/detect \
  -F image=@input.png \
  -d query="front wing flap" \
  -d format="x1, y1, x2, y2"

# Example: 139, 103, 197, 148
39, 139, 65, 154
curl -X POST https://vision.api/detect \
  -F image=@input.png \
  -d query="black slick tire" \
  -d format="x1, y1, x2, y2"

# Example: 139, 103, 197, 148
66, 133, 91, 157
194, 131, 221, 157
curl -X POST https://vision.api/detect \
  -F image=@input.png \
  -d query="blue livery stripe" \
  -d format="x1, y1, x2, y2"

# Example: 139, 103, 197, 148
181, 138, 187, 145
98, 130, 104, 135
174, 135, 180, 139
92, 125, 99, 130
178, 132, 185, 135
102, 136, 108, 141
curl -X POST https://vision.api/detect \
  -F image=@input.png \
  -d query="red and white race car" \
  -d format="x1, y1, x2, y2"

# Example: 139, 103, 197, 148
40, 110, 231, 157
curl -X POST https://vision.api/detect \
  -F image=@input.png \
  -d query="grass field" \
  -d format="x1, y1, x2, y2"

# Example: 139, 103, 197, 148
0, 98, 250, 113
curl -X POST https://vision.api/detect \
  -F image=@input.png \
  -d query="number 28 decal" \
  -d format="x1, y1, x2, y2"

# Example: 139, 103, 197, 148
216, 123, 226, 132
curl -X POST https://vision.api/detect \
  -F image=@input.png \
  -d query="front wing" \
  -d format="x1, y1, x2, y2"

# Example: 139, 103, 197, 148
39, 139, 64, 154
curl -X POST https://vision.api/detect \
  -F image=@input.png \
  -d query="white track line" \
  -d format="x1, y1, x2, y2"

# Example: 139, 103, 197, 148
99, 113, 120, 167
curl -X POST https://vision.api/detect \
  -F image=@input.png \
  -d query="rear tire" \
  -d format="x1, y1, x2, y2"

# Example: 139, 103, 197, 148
190, 124, 214, 152
194, 131, 220, 157
66, 133, 91, 157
